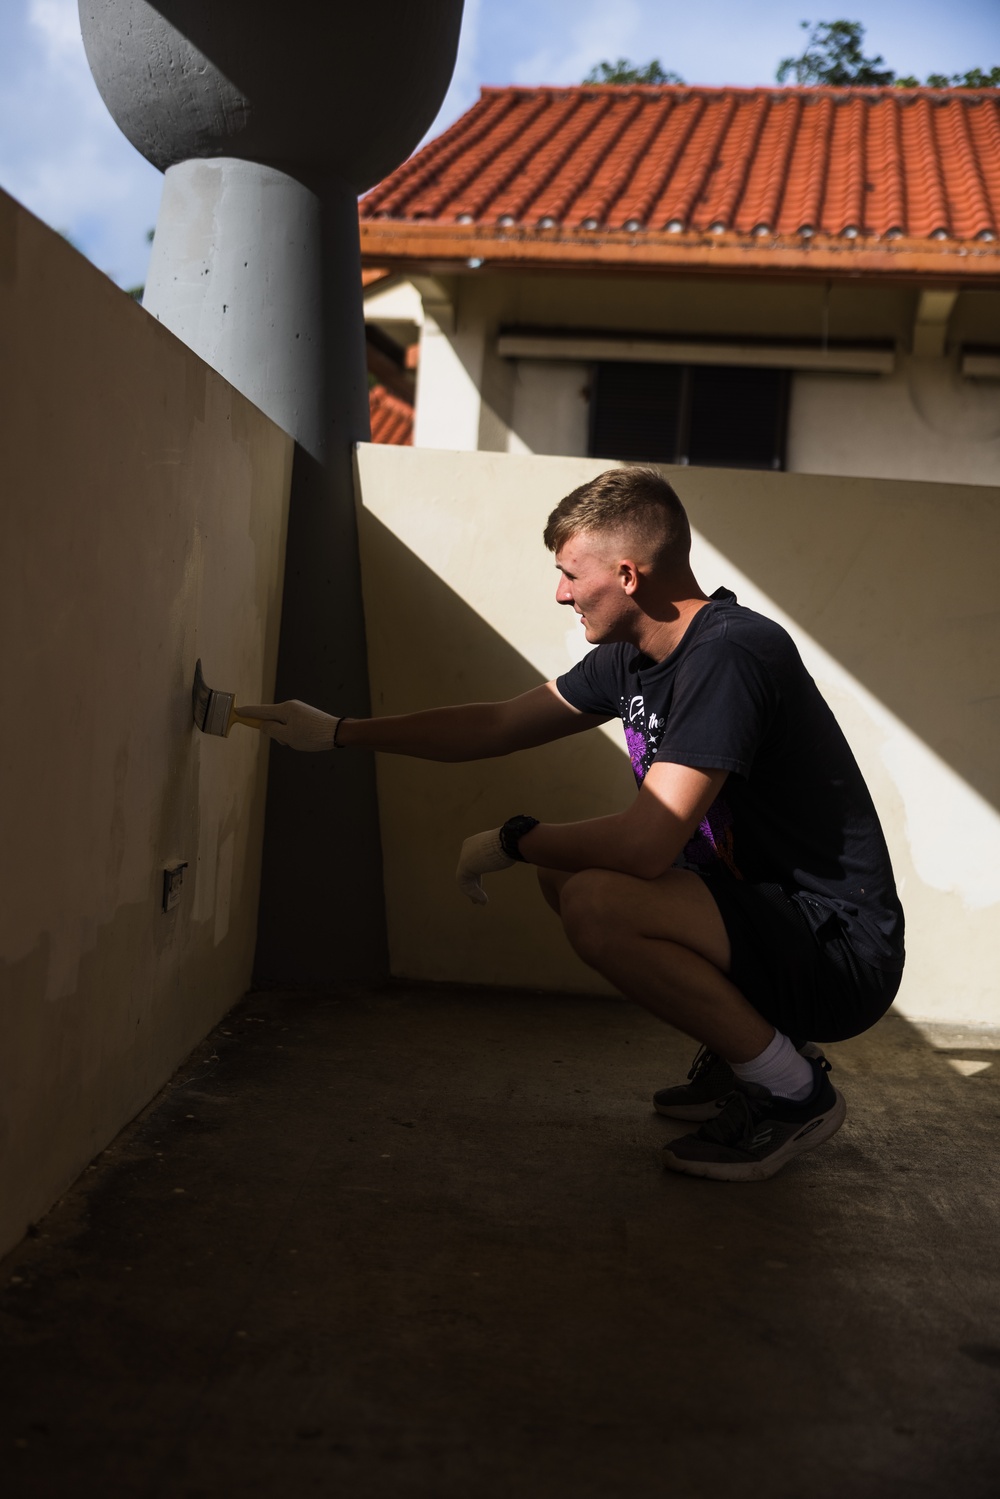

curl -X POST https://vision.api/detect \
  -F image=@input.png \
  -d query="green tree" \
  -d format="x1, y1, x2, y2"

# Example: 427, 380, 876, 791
583, 58, 684, 85
776, 20, 894, 85
777, 19, 998, 90
918, 66, 1000, 88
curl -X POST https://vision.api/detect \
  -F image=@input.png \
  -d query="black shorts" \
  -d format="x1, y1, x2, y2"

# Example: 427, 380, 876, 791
698, 869, 902, 1043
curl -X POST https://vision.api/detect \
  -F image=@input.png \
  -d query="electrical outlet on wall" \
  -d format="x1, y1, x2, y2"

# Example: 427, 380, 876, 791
162, 862, 188, 913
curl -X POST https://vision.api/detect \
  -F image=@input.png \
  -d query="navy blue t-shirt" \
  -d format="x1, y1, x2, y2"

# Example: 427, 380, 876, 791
556, 588, 904, 972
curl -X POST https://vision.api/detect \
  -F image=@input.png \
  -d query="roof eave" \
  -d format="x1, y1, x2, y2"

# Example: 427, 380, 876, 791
359, 221, 1000, 287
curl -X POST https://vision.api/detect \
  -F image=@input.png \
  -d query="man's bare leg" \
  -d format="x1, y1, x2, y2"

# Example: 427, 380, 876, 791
537, 866, 773, 1063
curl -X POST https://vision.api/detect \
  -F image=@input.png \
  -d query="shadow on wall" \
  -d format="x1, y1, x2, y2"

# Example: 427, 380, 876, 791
359, 511, 635, 993
681, 470, 1000, 812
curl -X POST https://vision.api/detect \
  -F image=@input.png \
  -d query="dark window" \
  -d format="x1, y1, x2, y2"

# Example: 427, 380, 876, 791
589, 361, 789, 470
589, 362, 686, 464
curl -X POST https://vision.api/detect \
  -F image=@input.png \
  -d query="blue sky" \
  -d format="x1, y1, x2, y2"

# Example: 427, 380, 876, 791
1, 0, 998, 289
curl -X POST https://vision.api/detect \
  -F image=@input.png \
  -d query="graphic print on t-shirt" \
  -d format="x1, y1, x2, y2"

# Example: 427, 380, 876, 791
620, 692, 742, 878
684, 796, 741, 878
620, 693, 666, 781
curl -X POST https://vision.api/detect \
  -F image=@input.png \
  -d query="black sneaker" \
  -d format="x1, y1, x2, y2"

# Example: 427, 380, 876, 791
652, 1041, 827, 1122
662, 1056, 846, 1182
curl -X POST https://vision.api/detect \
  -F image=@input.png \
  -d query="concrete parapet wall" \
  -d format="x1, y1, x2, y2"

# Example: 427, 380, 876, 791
355, 444, 1000, 1029
0, 191, 292, 1256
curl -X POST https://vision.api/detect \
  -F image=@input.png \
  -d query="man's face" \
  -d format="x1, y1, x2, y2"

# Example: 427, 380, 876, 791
554, 532, 634, 644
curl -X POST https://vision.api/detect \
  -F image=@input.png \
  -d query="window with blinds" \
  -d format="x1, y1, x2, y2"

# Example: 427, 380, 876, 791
589, 362, 789, 470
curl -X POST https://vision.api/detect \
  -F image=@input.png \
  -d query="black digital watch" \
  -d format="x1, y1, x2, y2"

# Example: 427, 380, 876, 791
499, 814, 540, 861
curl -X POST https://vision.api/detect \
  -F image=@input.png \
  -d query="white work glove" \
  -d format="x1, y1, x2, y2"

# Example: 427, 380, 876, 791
238, 699, 341, 752
456, 828, 515, 906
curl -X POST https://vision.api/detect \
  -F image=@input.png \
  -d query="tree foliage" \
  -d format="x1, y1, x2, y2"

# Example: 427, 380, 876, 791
583, 58, 683, 85
776, 20, 998, 89
586, 24, 998, 93
776, 20, 893, 85
916, 66, 1000, 89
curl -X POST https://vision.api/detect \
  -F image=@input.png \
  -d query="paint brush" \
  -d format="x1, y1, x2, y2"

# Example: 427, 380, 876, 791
192, 659, 265, 737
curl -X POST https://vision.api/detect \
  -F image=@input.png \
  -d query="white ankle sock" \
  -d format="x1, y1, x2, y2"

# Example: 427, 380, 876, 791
730, 1030, 814, 1102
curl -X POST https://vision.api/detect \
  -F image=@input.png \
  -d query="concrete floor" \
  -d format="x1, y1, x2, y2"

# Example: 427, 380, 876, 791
2, 984, 999, 1499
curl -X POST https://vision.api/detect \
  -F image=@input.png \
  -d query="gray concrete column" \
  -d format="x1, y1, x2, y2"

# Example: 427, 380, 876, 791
144, 159, 328, 459
80, 0, 465, 985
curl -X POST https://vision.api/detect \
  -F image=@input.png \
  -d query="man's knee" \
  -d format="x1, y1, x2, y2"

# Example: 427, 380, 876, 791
558, 869, 626, 962
536, 866, 567, 915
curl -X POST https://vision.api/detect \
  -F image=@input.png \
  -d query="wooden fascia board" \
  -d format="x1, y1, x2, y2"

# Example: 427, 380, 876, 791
359, 221, 1000, 286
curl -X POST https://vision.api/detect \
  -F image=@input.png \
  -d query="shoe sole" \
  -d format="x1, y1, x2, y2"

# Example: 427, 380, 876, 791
653, 1096, 732, 1122
662, 1089, 847, 1182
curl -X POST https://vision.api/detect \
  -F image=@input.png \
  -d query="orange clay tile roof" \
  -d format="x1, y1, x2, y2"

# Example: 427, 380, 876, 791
369, 383, 413, 445
359, 85, 1000, 283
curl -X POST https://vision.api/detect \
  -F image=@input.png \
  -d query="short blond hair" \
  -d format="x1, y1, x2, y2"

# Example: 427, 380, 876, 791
543, 466, 690, 572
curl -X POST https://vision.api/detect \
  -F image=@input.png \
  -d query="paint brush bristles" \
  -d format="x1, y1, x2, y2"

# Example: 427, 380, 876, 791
192, 658, 235, 736
192, 659, 263, 737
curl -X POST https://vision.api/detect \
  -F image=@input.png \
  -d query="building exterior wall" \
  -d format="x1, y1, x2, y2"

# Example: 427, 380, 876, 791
0, 192, 292, 1256
508, 360, 590, 457
787, 355, 1000, 485
393, 270, 1000, 484
363, 276, 424, 347
412, 307, 486, 450
356, 443, 1000, 1033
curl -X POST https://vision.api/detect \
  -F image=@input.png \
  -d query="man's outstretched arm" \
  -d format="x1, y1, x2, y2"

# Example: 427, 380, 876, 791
239, 682, 608, 761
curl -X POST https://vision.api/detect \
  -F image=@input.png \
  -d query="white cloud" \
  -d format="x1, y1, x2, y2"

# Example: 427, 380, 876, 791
0, 0, 161, 286
29, 0, 83, 59
510, 0, 643, 86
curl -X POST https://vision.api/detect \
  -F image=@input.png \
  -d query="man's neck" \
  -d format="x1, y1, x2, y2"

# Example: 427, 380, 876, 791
634, 594, 711, 663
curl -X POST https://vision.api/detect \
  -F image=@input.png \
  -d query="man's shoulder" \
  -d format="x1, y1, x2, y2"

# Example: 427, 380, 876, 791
556, 641, 634, 714
693, 596, 799, 663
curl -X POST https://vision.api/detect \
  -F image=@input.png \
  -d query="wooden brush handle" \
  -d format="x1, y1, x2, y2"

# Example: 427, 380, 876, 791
227, 707, 265, 734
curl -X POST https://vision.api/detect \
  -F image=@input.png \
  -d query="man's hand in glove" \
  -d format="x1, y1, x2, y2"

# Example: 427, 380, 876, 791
455, 829, 515, 905
239, 700, 341, 752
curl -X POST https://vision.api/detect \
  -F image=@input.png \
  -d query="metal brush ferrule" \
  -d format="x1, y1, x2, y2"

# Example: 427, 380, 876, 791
203, 690, 234, 736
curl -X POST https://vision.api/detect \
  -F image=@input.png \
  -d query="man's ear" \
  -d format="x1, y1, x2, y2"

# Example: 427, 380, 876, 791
618, 558, 641, 595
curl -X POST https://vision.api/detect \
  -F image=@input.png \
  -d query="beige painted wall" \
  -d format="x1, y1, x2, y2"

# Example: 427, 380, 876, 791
355, 444, 1000, 1031
0, 191, 293, 1256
